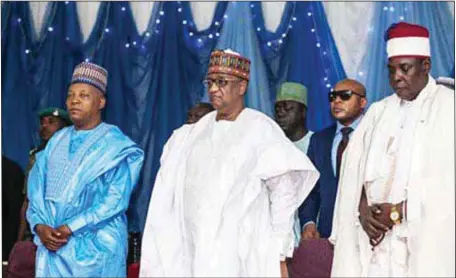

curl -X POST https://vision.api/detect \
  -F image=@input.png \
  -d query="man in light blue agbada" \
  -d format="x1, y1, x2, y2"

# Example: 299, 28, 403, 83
27, 62, 144, 277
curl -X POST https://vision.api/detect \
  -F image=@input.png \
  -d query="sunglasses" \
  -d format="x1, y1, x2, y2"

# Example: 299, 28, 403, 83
328, 90, 365, 102
203, 78, 241, 89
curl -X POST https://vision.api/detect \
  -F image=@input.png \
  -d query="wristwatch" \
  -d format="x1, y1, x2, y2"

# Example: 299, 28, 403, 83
390, 205, 401, 225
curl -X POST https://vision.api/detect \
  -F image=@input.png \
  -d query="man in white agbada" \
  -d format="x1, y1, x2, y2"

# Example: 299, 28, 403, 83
330, 22, 455, 277
140, 49, 319, 277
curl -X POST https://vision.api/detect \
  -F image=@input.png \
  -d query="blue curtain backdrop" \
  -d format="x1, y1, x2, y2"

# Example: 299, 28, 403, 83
251, 1, 347, 131
2, 1, 453, 233
358, 1, 455, 104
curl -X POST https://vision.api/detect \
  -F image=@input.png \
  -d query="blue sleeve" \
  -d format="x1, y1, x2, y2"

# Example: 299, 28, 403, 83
298, 137, 321, 227
67, 160, 133, 234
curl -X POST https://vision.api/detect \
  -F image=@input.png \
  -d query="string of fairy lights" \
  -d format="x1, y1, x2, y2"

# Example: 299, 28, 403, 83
6, 0, 373, 88
250, 1, 338, 90
356, 2, 410, 83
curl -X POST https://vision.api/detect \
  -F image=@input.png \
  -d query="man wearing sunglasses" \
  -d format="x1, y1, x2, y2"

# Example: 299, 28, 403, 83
140, 49, 319, 278
331, 23, 454, 277
299, 79, 366, 242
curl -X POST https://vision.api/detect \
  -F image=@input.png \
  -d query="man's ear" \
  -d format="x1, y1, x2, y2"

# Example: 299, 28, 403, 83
99, 95, 106, 110
239, 80, 248, 96
360, 96, 367, 109
422, 58, 431, 75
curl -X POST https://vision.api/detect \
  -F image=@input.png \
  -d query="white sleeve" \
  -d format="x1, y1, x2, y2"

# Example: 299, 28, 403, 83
266, 171, 304, 260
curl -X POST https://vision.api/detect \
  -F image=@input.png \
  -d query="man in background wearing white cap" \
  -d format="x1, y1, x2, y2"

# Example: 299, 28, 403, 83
330, 22, 454, 277
140, 49, 319, 277
27, 62, 144, 277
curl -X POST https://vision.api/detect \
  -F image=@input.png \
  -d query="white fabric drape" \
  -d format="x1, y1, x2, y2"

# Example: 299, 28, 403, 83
26, 2, 454, 79
323, 2, 375, 79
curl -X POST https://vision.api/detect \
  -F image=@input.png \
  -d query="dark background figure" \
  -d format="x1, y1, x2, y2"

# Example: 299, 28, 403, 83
186, 102, 214, 124
17, 108, 72, 242
2, 156, 25, 261
274, 82, 313, 248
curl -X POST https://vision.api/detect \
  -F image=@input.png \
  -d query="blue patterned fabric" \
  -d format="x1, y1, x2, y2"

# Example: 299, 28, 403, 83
71, 62, 109, 94
26, 123, 144, 277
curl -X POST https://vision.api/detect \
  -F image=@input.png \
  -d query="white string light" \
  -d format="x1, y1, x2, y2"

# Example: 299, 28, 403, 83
121, 7, 126, 11
300, 4, 337, 89
178, 4, 227, 49
25, 49, 30, 54
125, 43, 130, 48
156, 19, 160, 24
105, 28, 110, 33
48, 26, 53, 32
260, 2, 297, 50
160, 11, 165, 16
17, 18, 21, 23
178, 8, 182, 13
145, 32, 150, 37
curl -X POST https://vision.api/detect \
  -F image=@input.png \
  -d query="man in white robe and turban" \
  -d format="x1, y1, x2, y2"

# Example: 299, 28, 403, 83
330, 22, 455, 277
140, 49, 319, 277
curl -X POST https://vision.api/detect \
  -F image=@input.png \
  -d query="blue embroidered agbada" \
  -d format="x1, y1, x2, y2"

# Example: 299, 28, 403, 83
27, 122, 144, 277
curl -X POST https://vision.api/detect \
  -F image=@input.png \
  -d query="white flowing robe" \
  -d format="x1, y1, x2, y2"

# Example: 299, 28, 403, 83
330, 76, 455, 277
140, 108, 319, 277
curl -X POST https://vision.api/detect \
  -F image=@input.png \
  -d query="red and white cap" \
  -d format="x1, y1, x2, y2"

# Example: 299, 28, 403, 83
386, 22, 430, 59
